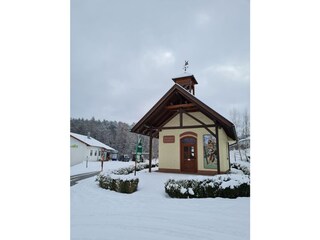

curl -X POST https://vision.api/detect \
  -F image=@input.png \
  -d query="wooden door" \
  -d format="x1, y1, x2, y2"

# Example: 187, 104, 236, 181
180, 137, 197, 173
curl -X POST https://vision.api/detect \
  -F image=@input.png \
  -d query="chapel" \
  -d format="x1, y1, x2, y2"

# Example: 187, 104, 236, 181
131, 72, 237, 175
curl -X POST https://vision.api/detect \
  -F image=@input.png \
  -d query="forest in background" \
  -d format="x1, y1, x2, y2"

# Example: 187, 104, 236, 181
70, 118, 159, 158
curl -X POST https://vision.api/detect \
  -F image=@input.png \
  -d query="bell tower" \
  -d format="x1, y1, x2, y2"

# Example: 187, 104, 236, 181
172, 61, 198, 95
172, 73, 198, 95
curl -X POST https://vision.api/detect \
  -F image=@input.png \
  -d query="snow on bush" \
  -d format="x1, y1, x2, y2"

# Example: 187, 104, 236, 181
165, 174, 250, 199
97, 174, 139, 194
111, 162, 155, 175
96, 162, 157, 193
230, 161, 250, 175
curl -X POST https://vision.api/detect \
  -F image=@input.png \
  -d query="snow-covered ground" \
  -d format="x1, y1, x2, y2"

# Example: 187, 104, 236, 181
71, 159, 158, 175
71, 161, 250, 240
71, 160, 131, 175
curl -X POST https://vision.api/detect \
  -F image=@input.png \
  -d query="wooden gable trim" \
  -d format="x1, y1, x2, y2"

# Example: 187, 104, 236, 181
131, 83, 237, 140
165, 103, 195, 110
174, 84, 237, 140
216, 125, 221, 174
157, 110, 180, 130
161, 124, 216, 130
131, 85, 178, 134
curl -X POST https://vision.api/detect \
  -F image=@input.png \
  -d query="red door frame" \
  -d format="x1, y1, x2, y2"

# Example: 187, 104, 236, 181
180, 136, 197, 173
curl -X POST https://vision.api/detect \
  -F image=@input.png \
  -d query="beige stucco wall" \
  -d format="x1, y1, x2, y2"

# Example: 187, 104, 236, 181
165, 112, 213, 127
158, 111, 231, 173
218, 127, 230, 172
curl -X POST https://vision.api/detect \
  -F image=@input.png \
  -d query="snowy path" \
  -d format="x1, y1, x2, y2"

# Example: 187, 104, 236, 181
71, 165, 249, 240
70, 171, 101, 186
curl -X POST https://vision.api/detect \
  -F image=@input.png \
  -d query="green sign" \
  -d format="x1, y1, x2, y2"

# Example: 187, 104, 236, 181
136, 138, 143, 154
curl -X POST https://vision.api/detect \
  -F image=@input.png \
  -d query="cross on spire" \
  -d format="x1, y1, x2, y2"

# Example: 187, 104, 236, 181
183, 60, 189, 72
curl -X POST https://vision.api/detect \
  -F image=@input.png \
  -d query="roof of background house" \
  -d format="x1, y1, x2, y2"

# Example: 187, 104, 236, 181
70, 132, 117, 152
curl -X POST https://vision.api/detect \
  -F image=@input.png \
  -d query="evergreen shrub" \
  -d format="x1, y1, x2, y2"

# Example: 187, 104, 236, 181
164, 175, 250, 199
111, 162, 157, 175
97, 174, 139, 194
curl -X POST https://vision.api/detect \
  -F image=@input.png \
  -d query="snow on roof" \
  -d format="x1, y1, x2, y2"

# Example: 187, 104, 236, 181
172, 72, 194, 79
70, 132, 117, 152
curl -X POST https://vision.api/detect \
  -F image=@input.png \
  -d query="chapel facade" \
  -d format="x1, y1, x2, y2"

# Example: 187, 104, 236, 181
131, 73, 237, 175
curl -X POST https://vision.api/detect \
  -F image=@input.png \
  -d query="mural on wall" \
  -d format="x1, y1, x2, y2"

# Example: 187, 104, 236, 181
203, 134, 218, 169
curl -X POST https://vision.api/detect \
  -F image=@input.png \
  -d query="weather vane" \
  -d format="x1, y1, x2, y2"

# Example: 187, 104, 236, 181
183, 60, 189, 72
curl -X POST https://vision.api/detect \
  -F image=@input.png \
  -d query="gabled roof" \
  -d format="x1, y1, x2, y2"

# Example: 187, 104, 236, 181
70, 132, 117, 152
131, 84, 237, 140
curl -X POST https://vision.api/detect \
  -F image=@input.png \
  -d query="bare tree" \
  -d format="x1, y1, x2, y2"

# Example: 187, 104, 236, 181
241, 109, 250, 139
228, 107, 250, 139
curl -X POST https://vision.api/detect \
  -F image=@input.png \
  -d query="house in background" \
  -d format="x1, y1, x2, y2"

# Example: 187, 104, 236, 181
70, 132, 118, 166
131, 72, 237, 175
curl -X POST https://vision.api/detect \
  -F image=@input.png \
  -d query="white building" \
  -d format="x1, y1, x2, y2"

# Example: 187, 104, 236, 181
70, 132, 118, 166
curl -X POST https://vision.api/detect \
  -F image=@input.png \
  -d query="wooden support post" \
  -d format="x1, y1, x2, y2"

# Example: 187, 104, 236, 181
149, 131, 153, 173
215, 125, 221, 174
179, 108, 183, 127
227, 143, 231, 172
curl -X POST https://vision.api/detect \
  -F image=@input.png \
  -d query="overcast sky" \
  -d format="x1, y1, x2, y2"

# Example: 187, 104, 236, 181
71, 0, 249, 124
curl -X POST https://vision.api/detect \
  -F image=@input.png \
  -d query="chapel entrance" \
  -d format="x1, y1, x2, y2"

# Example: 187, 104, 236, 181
180, 137, 197, 173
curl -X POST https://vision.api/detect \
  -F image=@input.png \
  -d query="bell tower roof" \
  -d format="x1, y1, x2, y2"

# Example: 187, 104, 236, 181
172, 72, 198, 95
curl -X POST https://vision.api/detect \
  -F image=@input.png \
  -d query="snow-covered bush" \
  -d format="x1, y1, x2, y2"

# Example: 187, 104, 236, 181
164, 174, 250, 199
111, 162, 157, 175
111, 163, 146, 175
96, 162, 155, 193
230, 162, 250, 175
97, 174, 139, 194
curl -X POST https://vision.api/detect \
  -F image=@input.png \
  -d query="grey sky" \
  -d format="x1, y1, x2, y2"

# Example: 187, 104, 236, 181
71, 0, 249, 124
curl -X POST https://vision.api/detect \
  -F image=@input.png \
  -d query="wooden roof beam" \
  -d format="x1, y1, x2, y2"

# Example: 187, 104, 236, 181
165, 103, 195, 110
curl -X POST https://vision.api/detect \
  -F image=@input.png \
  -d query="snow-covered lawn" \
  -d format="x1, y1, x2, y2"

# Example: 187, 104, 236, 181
71, 161, 249, 240
71, 160, 133, 175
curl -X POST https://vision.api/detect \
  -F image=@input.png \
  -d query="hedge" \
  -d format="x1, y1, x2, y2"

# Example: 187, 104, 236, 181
111, 162, 148, 175
97, 174, 139, 194
165, 174, 250, 199
96, 162, 156, 193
